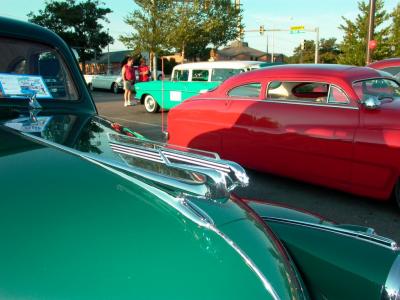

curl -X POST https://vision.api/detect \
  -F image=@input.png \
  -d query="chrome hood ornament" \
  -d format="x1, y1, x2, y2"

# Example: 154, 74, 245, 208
108, 133, 249, 201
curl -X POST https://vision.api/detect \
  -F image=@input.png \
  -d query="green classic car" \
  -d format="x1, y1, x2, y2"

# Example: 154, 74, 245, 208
134, 61, 273, 113
0, 17, 399, 300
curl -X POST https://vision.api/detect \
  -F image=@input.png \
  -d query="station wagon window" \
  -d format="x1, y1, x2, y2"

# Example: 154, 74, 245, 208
267, 81, 329, 103
0, 37, 78, 101
353, 78, 400, 101
228, 83, 261, 98
211, 68, 241, 81
192, 69, 209, 81
172, 69, 189, 81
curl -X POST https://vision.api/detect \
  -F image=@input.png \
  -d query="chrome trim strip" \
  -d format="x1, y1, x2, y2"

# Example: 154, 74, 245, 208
266, 99, 359, 110
209, 225, 280, 300
262, 216, 399, 250
382, 255, 400, 300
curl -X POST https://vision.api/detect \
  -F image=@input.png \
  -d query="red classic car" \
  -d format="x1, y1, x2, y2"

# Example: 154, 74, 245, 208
167, 64, 400, 207
368, 58, 400, 80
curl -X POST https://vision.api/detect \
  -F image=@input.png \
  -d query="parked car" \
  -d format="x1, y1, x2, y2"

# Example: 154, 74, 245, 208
85, 73, 123, 94
134, 60, 277, 113
368, 58, 400, 80
1, 17, 400, 300
85, 70, 164, 94
168, 64, 400, 207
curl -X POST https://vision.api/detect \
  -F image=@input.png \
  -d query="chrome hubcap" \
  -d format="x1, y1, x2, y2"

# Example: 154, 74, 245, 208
145, 96, 155, 111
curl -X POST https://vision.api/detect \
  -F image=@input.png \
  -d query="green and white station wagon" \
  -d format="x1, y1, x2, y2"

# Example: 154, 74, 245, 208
135, 60, 272, 113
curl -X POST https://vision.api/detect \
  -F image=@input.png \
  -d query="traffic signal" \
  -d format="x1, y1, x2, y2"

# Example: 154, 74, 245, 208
259, 25, 265, 35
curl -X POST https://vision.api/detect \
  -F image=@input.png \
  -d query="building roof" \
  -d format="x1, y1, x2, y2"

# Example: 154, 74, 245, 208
218, 41, 266, 58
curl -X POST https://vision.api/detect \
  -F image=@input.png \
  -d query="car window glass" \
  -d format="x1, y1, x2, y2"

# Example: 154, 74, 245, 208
327, 86, 349, 104
267, 81, 329, 103
211, 68, 241, 81
172, 69, 189, 81
0, 37, 78, 101
353, 78, 400, 101
381, 66, 400, 75
228, 83, 261, 98
192, 69, 209, 82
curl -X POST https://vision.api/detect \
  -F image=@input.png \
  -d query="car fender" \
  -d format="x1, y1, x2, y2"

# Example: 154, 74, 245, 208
244, 198, 400, 300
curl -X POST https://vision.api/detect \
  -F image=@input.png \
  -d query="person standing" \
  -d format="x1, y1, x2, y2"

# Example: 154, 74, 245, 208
138, 58, 150, 82
121, 56, 136, 106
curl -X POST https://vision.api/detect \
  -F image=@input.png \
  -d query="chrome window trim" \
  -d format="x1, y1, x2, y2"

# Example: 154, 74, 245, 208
226, 82, 262, 99
262, 216, 399, 251
266, 99, 359, 110
352, 77, 400, 88
266, 80, 353, 108
327, 84, 351, 105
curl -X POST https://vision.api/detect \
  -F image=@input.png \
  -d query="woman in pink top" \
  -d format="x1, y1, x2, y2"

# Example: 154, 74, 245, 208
138, 58, 150, 82
121, 56, 136, 107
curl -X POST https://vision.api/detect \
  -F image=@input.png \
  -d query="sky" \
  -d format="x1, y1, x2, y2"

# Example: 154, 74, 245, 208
1, 0, 399, 56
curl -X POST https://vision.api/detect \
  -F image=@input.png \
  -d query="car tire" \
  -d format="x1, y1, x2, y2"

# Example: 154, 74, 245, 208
144, 95, 160, 113
112, 83, 119, 94
88, 83, 93, 91
157, 74, 162, 81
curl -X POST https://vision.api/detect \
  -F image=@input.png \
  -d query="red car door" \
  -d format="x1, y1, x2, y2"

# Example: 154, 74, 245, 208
225, 81, 359, 191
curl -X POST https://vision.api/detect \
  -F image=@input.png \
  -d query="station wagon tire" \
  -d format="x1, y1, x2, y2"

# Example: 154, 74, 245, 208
144, 95, 160, 113
112, 83, 119, 94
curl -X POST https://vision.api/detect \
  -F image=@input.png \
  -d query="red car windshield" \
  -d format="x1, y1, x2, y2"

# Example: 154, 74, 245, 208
353, 78, 400, 101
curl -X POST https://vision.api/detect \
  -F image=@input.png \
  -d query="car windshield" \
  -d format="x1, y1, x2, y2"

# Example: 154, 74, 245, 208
353, 78, 400, 101
0, 37, 78, 102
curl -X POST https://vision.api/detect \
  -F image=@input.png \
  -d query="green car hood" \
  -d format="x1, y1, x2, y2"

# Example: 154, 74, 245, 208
0, 112, 307, 299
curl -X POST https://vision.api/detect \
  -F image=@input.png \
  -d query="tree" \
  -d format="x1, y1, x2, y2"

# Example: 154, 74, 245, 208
120, 0, 242, 63
28, 0, 113, 72
338, 0, 390, 66
388, 3, 400, 57
319, 38, 341, 63
120, 0, 174, 76
169, 0, 241, 60
288, 38, 340, 64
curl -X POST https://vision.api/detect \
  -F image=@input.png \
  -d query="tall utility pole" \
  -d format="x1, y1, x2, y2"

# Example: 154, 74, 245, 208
235, 0, 243, 42
314, 27, 319, 64
366, 0, 376, 64
107, 28, 110, 75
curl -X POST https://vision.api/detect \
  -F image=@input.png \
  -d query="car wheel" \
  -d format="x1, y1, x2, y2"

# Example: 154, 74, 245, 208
157, 74, 162, 81
88, 83, 93, 91
144, 95, 160, 113
112, 83, 119, 94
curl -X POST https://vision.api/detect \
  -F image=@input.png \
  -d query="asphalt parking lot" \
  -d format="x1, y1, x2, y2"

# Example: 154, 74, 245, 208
93, 90, 400, 242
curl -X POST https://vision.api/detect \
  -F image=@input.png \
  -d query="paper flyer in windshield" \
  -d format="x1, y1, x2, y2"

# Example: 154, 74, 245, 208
0, 73, 52, 99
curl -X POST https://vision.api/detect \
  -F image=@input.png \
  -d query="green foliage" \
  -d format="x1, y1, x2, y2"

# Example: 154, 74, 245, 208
388, 4, 400, 57
120, 0, 241, 61
119, 0, 174, 56
289, 38, 340, 64
28, 0, 113, 68
338, 0, 390, 66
